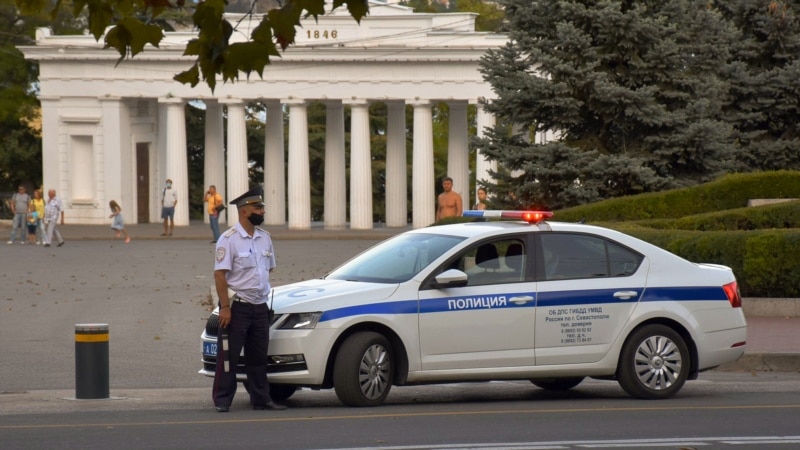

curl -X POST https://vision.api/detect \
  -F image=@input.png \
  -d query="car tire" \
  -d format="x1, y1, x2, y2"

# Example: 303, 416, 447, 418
269, 384, 298, 402
531, 377, 584, 391
617, 324, 689, 399
242, 381, 297, 402
333, 331, 394, 407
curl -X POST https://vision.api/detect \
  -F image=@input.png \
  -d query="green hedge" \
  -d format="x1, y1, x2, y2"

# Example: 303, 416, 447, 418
620, 227, 800, 298
633, 200, 800, 231
556, 171, 800, 223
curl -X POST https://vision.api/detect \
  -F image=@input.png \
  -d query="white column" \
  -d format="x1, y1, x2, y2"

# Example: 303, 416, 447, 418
100, 97, 125, 217
285, 99, 311, 230
385, 101, 407, 227
324, 101, 346, 229
346, 99, 373, 230
39, 97, 60, 205
475, 101, 497, 198
161, 97, 189, 226
264, 100, 286, 226
410, 100, 435, 229
447, 101, 469, 209
222, 99, 249, 225
204, 100, 226, 224
157, 102, 168, 222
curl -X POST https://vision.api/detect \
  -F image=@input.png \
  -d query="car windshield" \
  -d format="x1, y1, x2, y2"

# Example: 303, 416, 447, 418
326, 233, 466, 283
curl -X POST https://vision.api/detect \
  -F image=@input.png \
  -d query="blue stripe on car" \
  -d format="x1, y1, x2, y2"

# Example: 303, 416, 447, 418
317, 286, 727, 322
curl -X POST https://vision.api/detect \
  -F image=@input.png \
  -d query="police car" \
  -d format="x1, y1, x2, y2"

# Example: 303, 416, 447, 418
200, 210, 746, 406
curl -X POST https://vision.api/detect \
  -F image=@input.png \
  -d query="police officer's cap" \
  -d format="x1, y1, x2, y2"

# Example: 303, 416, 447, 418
230, 186, 265, 208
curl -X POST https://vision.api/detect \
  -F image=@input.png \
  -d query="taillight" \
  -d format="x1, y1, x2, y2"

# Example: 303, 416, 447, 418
722, 281, 741, 308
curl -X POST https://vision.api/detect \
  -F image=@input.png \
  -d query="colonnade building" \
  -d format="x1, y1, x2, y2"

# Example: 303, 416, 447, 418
20, 2, 506, 229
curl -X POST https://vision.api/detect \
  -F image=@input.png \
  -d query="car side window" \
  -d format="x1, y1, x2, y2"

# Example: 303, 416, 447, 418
541, 233, 642, 280
456, 238, 527, 286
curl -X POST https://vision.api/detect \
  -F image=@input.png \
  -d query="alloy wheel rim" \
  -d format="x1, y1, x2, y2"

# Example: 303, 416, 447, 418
633, 335, 682, 390
358, 344, 390, 399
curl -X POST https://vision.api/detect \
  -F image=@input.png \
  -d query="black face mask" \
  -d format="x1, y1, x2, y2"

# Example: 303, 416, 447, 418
247, 213, 264, 226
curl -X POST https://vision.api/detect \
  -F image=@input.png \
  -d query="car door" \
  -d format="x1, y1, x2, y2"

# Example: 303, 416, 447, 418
417, 237, 537, 371
534, 232, 647, 365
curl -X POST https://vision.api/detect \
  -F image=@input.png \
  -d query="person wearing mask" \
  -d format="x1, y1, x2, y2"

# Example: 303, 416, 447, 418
211, 186, 285, 413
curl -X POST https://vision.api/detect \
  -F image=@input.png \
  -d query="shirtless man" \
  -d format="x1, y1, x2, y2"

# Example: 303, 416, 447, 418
436, 176, 463, 221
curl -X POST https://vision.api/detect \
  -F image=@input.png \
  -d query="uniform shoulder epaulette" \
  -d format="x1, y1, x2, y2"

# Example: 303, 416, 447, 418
255, 226, 271, 235
223, 227, 237, 237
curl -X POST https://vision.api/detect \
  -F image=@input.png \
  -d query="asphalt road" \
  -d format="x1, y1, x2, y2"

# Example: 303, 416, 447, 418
2, 374, 800, 449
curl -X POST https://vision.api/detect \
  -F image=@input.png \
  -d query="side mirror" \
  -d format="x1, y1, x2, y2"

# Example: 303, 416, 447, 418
433, 269, 469, 288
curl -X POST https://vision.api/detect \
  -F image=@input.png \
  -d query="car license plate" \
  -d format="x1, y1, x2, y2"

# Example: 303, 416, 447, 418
203, 341, 217, 357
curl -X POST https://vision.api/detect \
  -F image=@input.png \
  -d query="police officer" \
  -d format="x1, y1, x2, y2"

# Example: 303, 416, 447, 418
212, 186, 286, 412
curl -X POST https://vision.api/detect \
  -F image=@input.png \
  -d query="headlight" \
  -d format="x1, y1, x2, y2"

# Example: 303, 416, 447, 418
278, 312, 322, 330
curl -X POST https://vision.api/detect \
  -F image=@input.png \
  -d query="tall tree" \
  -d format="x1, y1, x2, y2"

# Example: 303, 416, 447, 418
716, 0, 800, 171
477, 0, 738, 210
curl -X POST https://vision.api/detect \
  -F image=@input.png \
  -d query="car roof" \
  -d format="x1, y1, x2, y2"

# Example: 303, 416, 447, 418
408, 220, 673, 258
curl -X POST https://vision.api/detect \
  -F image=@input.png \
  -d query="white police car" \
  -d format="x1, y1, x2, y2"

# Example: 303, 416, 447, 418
200, 211, 746, 406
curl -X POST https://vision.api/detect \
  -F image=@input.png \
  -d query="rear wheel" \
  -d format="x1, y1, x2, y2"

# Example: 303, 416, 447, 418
531, 377, 584, 391
333, 332, 394, 407
617, 324, 689, 399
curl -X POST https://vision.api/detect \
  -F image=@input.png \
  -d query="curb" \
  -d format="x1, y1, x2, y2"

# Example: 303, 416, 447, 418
714, 353, 800, 373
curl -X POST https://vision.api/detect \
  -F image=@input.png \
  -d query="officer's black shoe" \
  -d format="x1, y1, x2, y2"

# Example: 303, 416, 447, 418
215, 406, 230, 413
253, 401, 286, 411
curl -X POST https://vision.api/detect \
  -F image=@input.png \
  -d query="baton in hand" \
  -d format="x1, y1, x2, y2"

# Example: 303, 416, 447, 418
221, 327, 230, 373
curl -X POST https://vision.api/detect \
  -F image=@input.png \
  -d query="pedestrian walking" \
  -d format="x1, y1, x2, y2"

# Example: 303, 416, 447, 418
31, 189, 45, 244
211, 186, 285, 413
43, 189, 65, 247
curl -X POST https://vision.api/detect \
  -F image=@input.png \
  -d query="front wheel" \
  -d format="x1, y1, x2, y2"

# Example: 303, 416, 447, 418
617, 324, 690, 399
269, 384, 298, 402
333, 332, 394, 407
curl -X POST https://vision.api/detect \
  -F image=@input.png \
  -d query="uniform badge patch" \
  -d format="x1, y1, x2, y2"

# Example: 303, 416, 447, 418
215, 247, 226, 262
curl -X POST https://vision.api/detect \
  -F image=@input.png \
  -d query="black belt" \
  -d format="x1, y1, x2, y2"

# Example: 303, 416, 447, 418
231, 295, 266, 306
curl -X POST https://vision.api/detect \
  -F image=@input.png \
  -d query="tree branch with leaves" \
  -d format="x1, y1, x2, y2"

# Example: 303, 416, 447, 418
15, 0, 369, 92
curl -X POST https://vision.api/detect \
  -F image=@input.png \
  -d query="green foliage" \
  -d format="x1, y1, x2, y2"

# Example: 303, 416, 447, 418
714, 0, 800, 172
16, 0, 369, 92
476, 0, 800, 210
553, 171, 800, 297
556, 171, 800, 222
1, 0, 85, 190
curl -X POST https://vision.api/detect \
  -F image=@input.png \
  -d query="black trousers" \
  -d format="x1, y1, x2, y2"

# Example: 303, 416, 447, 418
212, 301, 272, 408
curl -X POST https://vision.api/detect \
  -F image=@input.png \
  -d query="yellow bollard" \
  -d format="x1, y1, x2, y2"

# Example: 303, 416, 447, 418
75, 323, 110, 399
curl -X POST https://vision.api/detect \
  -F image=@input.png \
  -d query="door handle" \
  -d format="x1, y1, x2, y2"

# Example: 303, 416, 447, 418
509, 295, 534, 305
613, 291, 639, 300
